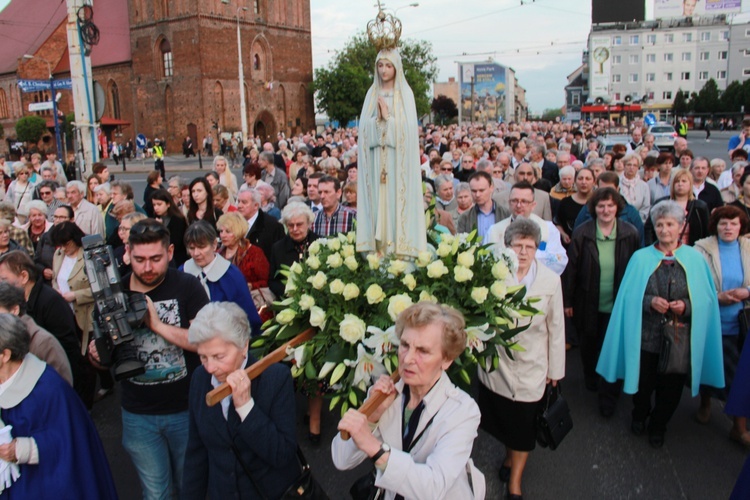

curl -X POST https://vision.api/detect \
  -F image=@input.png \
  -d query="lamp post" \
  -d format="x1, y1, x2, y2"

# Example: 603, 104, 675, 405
393, 2, 419, 14
237, 7, 249, 144
23, 54, 63, 156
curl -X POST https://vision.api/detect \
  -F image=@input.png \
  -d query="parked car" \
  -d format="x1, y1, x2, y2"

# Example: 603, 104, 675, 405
647, 123, 678, 152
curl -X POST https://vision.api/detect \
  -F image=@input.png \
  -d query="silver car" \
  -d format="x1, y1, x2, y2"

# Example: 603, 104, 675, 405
647, 123, 678, 152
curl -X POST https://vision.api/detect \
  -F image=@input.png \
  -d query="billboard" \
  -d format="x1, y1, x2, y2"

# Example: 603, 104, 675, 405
652, 0, 742, 19
589, 36, 612, 100
593, 0, 645, 23
458, 62, 506, 123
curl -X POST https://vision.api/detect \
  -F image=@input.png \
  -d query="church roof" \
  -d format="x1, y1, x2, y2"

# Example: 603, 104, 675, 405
0, 0, 131, 76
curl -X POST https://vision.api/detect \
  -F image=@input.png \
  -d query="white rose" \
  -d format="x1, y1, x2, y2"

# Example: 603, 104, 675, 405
471, 287, 489, 304
454, 265, 474, 283
289, 262, 303, 274
276, 308, 296, 325
329, 279, 345, 294
308, 241, 321, 255
306, 255, 321, 270
426, 260, 449, 279
436, 242, 451, 257
344, 255, 359, 271
307, 271, 327, 290
419, 291, 438, 303
365, 284, 387, 304
328, 238, 341, 251
457, 250, 475, 268
284, 276, 297, 294
341, 244, 355, 258
327, 253, 343, 269
387, 259, 408, 276
441, 234, 455, 245
492, 261, 509, 280
347, 232, 356, 243
339, 314, 366, 344
388, 294, 414, 321
367, 253, 381, 270
342, 283, 360, 301
491, 281, 507, 299
402, 273, 417, 291
309, 306, 326, 328
416, 251, 432, 267
298, 294, 315, 311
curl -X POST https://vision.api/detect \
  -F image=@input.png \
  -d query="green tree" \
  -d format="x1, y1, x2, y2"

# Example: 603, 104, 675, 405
311, 33, 438, 126
722, 80, 743, 113
673, 89, 689, 116
693, 79, 721, 114
540, 108, 563, 121
15, 116, 48, 144
431, 95, 458, 125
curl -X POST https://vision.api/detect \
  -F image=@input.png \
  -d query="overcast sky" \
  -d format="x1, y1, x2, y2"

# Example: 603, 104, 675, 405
310, 0, 594, 114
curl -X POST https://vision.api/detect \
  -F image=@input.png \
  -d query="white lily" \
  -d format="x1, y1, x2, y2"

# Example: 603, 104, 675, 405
364, 325, 400, 358
344, 344, 387, 391
465, 323, 495, 352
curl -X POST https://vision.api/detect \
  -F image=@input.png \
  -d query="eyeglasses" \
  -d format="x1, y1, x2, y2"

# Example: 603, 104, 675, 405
509, 199, 534, 206
52, 215, 70, 221
440, 167, 453, 172
17, 172, 28, 176
39, 190, 52, 196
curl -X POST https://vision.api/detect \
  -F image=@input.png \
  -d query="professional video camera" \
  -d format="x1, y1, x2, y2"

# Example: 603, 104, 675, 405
82, 234, 148, 381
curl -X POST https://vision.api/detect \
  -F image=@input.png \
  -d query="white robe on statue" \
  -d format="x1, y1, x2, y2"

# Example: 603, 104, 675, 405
356, 49, 426, 259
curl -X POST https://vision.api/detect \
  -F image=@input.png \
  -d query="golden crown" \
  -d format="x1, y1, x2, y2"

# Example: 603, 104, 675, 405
367, 2, 402, 52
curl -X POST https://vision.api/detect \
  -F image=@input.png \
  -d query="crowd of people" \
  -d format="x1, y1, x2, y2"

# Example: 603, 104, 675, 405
1, 116, 749, 499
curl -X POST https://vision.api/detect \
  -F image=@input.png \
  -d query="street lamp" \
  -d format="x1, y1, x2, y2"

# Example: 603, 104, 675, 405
23, 54, 63, 156
237, 7, 249, 146
392, 2, 419, 14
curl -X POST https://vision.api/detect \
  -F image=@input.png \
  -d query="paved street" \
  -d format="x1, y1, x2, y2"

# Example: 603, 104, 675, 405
90, 129, 747, 499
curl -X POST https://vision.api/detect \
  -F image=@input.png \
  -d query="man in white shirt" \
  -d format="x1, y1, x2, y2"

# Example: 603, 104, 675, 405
64, 181, 105, 237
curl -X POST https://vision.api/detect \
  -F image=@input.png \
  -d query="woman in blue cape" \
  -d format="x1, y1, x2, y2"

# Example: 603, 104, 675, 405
0, 313, 117, 499
596, 201, 724, 448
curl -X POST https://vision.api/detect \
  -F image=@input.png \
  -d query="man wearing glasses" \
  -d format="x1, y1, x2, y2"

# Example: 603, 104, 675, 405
485, 181, 568, 275
36, 180, 62, 222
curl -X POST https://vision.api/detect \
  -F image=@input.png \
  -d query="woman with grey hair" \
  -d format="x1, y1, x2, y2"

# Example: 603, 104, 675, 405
456, 182, 474, 215
255, 181, 281, 220
180, 220, 261, 336
598, 200, 725, 448
0, 313, 117, 498
721, 161, 747, 204
550, 165, 576, 200
182, 302, 298, 499
22, 199, 51, 249
6, 162, 34, 218
269, 202, 318, 298
479, 217, 565, 498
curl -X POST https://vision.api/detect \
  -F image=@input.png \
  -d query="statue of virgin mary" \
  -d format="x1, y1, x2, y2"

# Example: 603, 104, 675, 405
356, 48, 427, 259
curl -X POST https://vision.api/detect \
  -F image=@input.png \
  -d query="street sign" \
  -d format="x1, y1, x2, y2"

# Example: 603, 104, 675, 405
28, 101, 54, 112
644, 113, 657, 126
17, 78, 72, 92
136, 134, 147, 149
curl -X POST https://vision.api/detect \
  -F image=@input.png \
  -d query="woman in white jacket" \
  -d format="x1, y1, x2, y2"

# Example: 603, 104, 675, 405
332, 302, 485, 500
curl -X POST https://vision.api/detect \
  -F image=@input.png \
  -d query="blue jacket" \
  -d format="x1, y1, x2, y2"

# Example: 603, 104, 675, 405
182, 359, 299, 500
596, 244, 725, 396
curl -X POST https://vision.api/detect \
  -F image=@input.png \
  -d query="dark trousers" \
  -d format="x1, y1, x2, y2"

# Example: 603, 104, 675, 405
580, 312, 611, 385
154, 159, 165, 178
632, 350, 687, 435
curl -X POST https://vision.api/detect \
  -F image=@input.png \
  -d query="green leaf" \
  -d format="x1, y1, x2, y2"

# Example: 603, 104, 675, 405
330, 362, 347, 385
304, 360, 318, 379
348, 390, 358, 406
329, 395, 341, 411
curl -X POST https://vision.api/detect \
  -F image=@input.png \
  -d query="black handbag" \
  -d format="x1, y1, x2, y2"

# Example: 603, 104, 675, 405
231, 442, 329, 500
658, 315, 691, 375
536, 383, 573, 450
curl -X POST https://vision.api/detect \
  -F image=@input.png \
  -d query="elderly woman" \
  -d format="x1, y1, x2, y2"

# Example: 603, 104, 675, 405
150, 188, 188, 266
620, 153, 651, 224
187, 177, 223, 229
180, 220, 260, 336
0, 219, 23, 257
255, 181, 282, 220
478, 217, 565, 498
182, 302, 298, 499
456, 182, 474, 215
723, 162, 748, 205
6, 163, 34, 217
0, 314, 117, 498
212, 184, 237, 214
269, 202, 318, 299
563, 188, 640, 415
333, 302, 485, 500
646, 169, 710, 246
597, 201, 725, 448
22, 200, 51, 249
217, 212, 269, 291
213, 155, 238, 200
550, 165, 576, 200
694, 206, 750, 446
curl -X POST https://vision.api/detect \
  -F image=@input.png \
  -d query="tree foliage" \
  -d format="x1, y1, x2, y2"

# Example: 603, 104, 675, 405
311, 33, 439, 126
692, 79, 721, 113
15, 116, 48, 144
431, 95, 458, 125
673, 89, 689, 116
540, 108, 564, 121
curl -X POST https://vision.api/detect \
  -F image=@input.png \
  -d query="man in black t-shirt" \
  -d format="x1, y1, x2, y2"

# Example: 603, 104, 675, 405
92, 219, 209, 499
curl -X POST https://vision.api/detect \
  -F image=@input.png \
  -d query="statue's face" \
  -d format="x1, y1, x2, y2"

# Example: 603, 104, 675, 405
377, 59, 396, 84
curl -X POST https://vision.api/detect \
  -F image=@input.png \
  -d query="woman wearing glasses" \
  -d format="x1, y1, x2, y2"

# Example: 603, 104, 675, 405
6, 163, 35, 218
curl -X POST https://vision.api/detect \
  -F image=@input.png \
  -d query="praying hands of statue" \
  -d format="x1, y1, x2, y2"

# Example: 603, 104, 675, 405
377, 96, 390, 122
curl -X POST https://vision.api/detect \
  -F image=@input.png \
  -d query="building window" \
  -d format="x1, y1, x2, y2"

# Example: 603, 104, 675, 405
109, 81, 121, 119
664, 53, 673, 62
721, 31, 730, 40
613, 35, 621, 45
612, 55, 622, 64
743, 68, 750, 76
160, 39, 173, 77
717, 70, 727, 79
614, 93, 621, 101
700, 51, 710, 61
629, 35, 639, 45
700, 32, 711, 41
647, 91, 655, 100
663, 91, 673, 100
629, 54, 639, 64
646, 73, 655, 82
682, 52, 692, 62
744, 49, 750, 57
665, 72, 673, 81
719, 51, 728, 60
699, 71, 709, 80
665, 33, 674, 43
647, 34, 656, 44
681, 72, 691, 81
682, 33, 693, 42
612, 74, 621, 83
253, 0, 260, 15
0, 90, 8, 119
745, 29, 750, 37
253, 54, 261, 71
629, 73, 639, 83
572, 93, 580, 106
646, 53, 656, 63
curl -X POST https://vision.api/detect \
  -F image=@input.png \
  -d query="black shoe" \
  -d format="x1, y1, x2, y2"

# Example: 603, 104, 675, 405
307, 432, 321, 445
631, 420, 646, 436
649, 433, 664, 448
498, 463, 511, 483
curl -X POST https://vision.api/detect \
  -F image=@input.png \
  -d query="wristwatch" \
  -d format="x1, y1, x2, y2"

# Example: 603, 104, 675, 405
370, 443, 391, 463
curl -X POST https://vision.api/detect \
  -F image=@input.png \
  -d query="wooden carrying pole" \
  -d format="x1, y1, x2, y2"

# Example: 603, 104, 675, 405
205, 328, 316, 407
341, 370, 401, 440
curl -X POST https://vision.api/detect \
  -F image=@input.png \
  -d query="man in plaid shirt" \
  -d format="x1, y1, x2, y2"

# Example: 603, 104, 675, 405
311, 175, 356, 237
